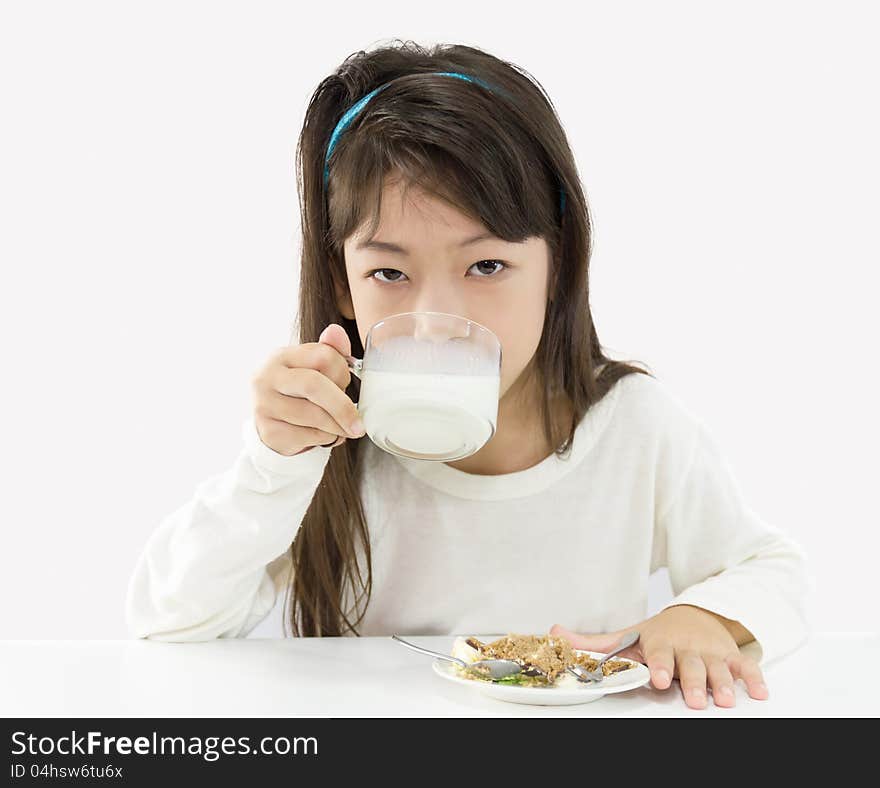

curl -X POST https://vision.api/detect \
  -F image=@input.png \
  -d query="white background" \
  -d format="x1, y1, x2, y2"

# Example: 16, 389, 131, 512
1, 0, 876, 640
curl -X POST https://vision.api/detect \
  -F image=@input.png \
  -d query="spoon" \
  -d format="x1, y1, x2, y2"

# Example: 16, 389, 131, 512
567, 630, 641, 684
391, 634, 543, 680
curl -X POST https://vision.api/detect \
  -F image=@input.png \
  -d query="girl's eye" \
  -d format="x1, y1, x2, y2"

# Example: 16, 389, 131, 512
370, 268, 406, 284
470, 259, 507, 277
368, 260, 508, 284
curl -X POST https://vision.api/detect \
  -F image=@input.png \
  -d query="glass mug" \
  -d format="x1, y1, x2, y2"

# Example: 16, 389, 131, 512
343, 312, 501, 461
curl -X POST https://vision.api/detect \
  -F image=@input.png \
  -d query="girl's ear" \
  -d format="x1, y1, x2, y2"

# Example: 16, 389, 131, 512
548, 271, 556, 303
548, 259, 558, 303
331, 267, 356, 321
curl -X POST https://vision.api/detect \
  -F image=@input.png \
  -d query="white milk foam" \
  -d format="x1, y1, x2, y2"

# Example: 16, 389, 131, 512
366, 334, 498, 375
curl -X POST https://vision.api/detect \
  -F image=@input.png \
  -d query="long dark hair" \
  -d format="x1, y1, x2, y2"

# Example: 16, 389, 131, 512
282, 40, 653, 637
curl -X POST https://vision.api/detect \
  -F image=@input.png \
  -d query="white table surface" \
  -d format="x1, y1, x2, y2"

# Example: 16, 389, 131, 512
1, 632, 876, 717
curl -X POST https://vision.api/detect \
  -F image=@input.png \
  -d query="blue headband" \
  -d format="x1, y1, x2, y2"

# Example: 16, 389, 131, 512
323, 70, 566, 215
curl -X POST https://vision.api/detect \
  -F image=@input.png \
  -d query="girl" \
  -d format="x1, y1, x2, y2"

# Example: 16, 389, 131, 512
125, 41, 812, 711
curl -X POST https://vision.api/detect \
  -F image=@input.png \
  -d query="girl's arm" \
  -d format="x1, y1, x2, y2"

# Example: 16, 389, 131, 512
124, 416, 334, 641
651, 419, 815, 667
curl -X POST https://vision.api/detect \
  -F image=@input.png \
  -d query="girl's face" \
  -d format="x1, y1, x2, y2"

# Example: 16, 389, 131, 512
336, 176, 552, 403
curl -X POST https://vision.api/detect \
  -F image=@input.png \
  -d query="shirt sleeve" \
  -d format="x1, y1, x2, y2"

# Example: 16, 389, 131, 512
654, 418, 815, 666
124, 416, 334, 641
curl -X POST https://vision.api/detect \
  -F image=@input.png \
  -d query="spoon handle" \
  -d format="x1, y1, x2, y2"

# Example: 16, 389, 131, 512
391, 634, 466, 667
597, 630, 640, 667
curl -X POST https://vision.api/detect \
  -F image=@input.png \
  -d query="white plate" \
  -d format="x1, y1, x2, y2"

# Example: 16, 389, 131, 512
432, 649, 651, 706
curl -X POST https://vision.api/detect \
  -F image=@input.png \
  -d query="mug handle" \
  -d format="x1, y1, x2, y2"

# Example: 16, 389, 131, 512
344, 355, 364, 380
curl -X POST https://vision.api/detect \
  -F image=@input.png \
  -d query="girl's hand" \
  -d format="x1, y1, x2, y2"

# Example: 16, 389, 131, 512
250, 323, 365, 456
549, 605, 769, 709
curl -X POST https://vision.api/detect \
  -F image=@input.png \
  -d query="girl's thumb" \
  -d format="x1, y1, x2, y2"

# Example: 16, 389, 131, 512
318, 323, 353, 358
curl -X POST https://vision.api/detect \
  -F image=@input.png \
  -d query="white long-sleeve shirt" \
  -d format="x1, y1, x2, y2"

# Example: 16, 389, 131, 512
125, 372, 813, 666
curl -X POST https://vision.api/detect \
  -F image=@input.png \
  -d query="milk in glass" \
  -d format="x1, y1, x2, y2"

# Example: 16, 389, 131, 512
356, 335, 500, 461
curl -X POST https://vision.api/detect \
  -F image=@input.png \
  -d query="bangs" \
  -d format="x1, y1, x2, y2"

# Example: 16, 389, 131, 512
325, 133, 559, 254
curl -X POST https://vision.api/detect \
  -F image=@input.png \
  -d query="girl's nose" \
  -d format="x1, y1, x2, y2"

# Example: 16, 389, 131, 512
412, 310, 473, 344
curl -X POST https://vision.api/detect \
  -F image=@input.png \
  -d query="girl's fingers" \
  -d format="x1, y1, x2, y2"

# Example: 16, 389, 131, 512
273, 341, 352, 393
728, 654, 770, 700
706, 658, 737, 708
259, 416, 341, 453
676, 651, 708, 709
643, 643, 675, 690
262, 387, 351, 438
271, 366, 362, 437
